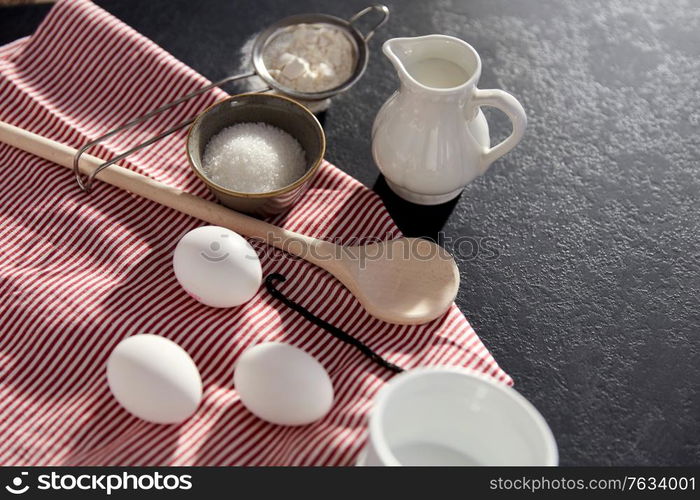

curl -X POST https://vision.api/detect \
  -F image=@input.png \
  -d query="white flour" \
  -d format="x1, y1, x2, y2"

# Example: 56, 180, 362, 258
262, 23, 355, 93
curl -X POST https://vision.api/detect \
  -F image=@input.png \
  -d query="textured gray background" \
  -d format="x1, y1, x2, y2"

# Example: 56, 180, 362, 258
1, 0, 698, 465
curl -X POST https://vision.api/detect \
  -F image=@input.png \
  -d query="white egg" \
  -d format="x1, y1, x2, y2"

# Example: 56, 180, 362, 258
107, 334, 202, 424
173, 225, 262, 308
234, 342, 334, 426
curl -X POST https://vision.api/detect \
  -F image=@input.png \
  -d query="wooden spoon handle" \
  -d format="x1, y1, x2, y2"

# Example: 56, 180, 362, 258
0, 121, 335, 265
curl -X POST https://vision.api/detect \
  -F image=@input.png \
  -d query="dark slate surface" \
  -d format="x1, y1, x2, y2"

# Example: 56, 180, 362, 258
1, 0, 698, 466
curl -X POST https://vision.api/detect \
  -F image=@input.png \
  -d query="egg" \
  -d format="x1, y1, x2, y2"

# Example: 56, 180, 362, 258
107, 334, 202, 424
173, 225, 262, 308
234, 342, 334, 426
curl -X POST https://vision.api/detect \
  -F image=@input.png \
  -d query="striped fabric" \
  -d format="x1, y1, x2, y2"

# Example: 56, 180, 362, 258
0, 0, 511, 466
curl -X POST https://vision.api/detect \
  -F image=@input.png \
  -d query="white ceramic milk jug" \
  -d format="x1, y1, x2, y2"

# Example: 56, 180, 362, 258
372, 35, 527, 205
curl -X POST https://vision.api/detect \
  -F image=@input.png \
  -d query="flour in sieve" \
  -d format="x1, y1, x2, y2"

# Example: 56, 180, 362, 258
262, 23, 355, 93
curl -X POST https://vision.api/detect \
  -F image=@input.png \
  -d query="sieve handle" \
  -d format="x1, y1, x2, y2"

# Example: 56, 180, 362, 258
72, 71, 259, 194
348, 5, 390, 42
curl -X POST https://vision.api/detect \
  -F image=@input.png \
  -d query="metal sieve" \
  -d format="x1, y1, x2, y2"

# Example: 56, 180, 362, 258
72, 5, 389, 193
252, 5, 389, 101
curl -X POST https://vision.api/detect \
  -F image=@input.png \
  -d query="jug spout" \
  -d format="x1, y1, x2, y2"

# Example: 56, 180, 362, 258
382, 37, 412, 75
382, 37, 422, 88
382, 35, 482, 92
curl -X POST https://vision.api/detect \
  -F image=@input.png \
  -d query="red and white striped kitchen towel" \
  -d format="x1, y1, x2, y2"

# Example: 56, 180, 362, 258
0, 0, 510, 466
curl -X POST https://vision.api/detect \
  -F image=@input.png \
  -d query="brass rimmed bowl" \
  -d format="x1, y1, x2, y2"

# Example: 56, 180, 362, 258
186, 93, 325, 216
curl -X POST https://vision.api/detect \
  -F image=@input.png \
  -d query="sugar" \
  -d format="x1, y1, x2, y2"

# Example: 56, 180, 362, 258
202, 122, 307, 193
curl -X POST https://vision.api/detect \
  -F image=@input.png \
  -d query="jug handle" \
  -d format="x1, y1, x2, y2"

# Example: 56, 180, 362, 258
469, 89, 527, 170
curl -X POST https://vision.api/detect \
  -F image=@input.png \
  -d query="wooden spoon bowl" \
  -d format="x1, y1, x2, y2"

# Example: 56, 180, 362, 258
330, 238, 459, 324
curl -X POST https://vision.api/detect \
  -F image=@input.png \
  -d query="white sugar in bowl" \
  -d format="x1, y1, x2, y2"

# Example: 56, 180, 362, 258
107, 334, 202, 424
234, 342, 334, 426
173, 225, 262, 308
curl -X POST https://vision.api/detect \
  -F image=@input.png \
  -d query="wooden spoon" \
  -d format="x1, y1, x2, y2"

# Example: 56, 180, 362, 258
0, 121, 459, 324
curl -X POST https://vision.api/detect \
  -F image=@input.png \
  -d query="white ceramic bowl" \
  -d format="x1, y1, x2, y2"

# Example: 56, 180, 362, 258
360, 367, 558, 466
